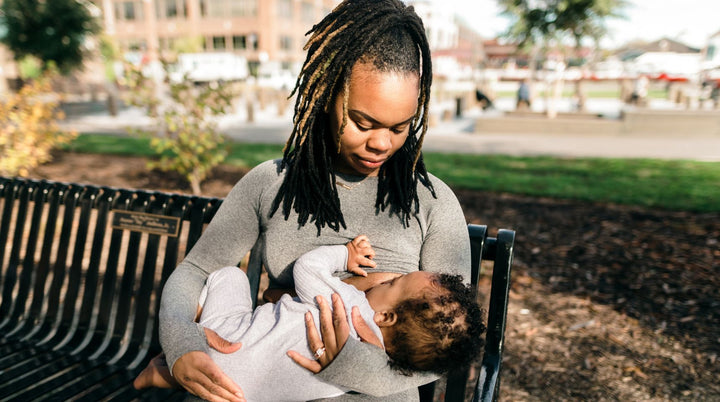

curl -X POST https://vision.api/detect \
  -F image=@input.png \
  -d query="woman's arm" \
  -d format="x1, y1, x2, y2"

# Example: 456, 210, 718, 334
158, 162, 275, 400
419, 176, 471, 280
319, 338, 437, 397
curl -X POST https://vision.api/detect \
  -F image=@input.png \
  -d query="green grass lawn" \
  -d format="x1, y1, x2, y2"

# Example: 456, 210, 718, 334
423, 153, 720, 213
64, 134, 720, 213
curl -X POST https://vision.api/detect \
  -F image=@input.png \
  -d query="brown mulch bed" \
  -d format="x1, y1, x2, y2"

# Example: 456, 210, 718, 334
30, 152, 720, 401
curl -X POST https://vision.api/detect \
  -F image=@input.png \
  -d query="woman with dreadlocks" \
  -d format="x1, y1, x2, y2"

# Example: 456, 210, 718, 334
157, 1, 471, 401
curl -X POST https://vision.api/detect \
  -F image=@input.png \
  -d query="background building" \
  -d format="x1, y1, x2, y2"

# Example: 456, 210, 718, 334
406, 0, 484, 80
93, 0, 338, 74
407, 0, 458, 50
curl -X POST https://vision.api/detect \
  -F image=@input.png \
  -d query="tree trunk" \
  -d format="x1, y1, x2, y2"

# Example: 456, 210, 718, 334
574, 80, 586, 112
190, 172, 202, 195
546, 60, 566, 119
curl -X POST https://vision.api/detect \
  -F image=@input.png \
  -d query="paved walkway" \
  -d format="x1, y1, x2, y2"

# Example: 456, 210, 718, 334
61, 102, 720, 162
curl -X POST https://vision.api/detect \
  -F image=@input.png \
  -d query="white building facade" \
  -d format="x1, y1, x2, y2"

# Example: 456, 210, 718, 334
406, 0, 458, 50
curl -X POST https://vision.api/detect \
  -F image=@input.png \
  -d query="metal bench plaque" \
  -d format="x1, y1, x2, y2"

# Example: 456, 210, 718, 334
112, 210, 180, 237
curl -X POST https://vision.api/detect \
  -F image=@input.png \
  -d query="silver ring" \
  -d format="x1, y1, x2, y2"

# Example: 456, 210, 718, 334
313, 347, 326, 360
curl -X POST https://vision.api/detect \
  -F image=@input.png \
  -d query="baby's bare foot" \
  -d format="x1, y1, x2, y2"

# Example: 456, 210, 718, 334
133, 354, 178, 390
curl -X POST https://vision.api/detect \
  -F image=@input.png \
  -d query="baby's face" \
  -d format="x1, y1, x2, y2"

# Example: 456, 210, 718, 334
365, 271, 437, 313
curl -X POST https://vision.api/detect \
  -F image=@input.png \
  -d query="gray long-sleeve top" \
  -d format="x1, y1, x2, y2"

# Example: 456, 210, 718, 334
159, 159, 471, 401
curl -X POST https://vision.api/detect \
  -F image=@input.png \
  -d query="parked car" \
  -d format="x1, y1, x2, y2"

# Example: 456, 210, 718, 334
169, 52, 249, 84
256, 61, 298, 90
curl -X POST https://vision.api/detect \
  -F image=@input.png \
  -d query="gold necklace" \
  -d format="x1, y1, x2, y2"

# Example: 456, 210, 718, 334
336, 177, 366, 190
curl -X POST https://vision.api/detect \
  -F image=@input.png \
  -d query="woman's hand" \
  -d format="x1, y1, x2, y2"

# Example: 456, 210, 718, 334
170, 328, 245, 402
287, 293, 383, 373
133, 353, 177, 390
345, 235, 376, 277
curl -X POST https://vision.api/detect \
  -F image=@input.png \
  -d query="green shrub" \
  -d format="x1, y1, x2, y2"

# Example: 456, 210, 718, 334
123, 61, 235, 194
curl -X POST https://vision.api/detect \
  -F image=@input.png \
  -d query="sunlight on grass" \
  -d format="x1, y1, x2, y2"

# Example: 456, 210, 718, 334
62, 133, 157, 156
63, 134, 720, 212
226, 142, 284, 168
423, 153, 720, 212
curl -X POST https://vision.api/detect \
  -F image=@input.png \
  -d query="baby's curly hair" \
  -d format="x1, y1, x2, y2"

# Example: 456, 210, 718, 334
384, 274, 486, 375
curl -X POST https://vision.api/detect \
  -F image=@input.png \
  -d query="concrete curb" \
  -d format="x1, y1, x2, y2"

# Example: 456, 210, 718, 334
475, 110, 720, 137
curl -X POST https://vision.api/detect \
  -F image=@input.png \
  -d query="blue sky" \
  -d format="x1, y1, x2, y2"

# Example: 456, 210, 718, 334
438, 0, 720, 48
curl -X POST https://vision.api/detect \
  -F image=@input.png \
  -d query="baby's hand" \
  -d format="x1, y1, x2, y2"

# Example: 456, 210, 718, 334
346, 235, 376, 277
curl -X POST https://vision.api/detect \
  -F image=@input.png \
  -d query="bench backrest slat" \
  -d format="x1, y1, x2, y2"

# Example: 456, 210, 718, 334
14, 185, 59, 340
70, 188, 111, 354
56, 188, 96, 350
17, 186, 56, 338
14, 183, 45, 328
0, 182, 29, 327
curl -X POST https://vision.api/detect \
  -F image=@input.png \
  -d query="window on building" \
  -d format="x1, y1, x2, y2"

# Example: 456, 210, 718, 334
123, 1, 136, 20
207, 0, 225, 17
213, 36, 226, 50
277, 0, 292, 19
199, 0, 207, 17
706, 45, 716, 61
167, 0, 178, 18
233, 35, 247, 50
280, 36, 292, 51
115, 1, 143, 21
160, 0, 187, 19
230, 0, 257, 17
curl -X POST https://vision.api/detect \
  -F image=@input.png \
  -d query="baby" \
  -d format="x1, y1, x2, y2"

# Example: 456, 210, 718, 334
134, 235, 485, 401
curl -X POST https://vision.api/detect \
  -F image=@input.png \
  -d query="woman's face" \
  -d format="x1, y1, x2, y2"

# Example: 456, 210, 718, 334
329, 62, 420, 176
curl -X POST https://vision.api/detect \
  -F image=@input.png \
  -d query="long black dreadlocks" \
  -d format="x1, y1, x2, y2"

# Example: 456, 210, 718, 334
270, 0, 435, 234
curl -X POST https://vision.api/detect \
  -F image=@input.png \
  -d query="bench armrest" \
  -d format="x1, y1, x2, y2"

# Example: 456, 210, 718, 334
473, 229, 515, 402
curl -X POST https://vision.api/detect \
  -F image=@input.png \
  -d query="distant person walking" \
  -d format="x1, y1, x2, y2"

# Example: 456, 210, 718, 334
516, 80, 531, 110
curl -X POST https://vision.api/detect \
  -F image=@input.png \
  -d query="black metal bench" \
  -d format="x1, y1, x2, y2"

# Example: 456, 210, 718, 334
0, 177, 514, 402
